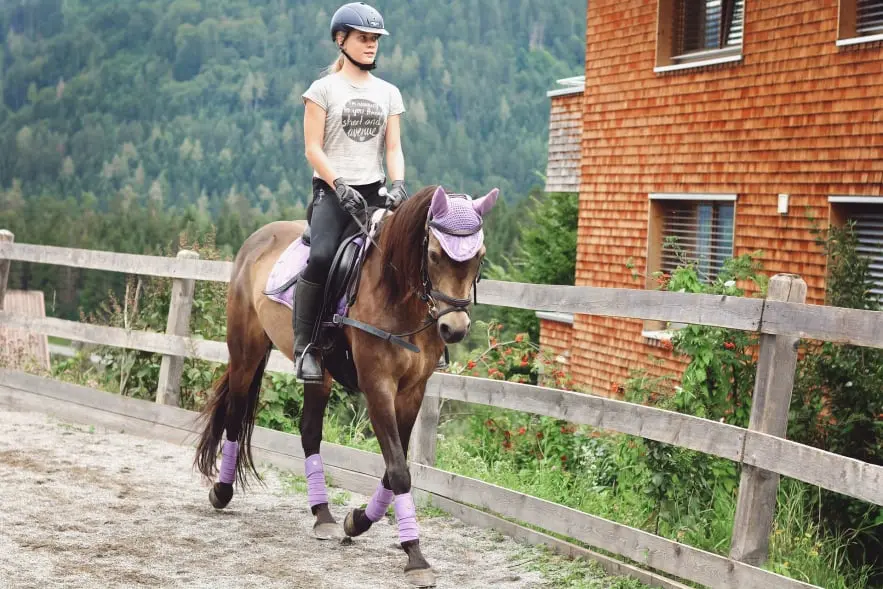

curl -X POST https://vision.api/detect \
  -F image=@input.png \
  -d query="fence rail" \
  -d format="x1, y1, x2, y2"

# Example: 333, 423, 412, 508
4, 240, 883, 348
4, 234, 883, 589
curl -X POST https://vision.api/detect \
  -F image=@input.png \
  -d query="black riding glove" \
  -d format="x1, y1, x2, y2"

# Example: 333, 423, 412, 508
333, 178, 367, 218
385, 180, 409, 210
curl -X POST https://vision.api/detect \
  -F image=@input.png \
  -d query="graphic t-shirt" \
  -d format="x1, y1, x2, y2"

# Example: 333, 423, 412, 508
302, 73, 406, 186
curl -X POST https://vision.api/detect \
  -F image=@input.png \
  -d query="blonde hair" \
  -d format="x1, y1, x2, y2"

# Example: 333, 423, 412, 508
325, 31, 347, 75
326, 54, 345, 75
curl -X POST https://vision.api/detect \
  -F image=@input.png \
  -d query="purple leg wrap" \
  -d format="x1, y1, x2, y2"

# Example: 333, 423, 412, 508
219, 440, 238, 485
304, 454, 329, 508
394, 492, 419, 544
365, 482, 395, 522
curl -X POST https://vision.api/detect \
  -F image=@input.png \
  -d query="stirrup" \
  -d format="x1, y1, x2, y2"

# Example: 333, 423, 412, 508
296, 345, 324, 382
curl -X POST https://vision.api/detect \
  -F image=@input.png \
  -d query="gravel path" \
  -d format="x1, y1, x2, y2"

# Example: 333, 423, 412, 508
0, 409, 624, 589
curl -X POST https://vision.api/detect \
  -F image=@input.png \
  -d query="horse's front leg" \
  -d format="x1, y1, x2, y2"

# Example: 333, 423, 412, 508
344, 384, 423, 538
346, 381, 434, 586
301, 378, 338, 539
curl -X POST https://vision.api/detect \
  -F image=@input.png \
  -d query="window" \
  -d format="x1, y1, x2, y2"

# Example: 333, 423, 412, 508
656, 0, 745, 71
659, 201, 735, 280
838, 0, 883, 45
679, 0, 745, 56
644, 194, 737, 338
858, 0, 883, 34
830, 198, 883, 297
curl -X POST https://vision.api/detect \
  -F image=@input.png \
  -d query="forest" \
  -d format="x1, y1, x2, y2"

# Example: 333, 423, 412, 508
0, 0, 585, 317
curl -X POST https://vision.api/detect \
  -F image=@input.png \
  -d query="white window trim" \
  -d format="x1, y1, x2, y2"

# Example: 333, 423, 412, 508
650, 193, 738, 201
674, 45, 741, 63
642, 329, 675, 342
536, 311, 575, 325
654, 53, 742, 74
836, 32, 883, 47
829, 196, 883, 204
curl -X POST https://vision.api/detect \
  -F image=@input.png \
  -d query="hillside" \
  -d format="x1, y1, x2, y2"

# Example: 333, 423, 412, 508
0, 0, 586, 214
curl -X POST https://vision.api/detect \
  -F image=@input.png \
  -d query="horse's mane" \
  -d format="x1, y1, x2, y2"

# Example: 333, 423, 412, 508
378, 186, 435, 304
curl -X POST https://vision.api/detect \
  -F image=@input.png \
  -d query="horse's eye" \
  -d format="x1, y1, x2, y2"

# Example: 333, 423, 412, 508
429, 250, 441, 264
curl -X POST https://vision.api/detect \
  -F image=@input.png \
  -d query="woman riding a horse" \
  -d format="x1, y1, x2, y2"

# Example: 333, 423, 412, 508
195, 4, 499, 586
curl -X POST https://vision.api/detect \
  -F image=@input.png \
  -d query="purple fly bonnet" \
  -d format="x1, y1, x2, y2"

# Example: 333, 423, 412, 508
427, 186, 500, 262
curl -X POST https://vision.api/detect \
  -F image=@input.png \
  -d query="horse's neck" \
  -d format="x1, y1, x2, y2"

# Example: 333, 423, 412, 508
357, 232, 427, 331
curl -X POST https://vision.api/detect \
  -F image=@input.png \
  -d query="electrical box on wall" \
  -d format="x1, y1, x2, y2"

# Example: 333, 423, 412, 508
778, 193, 789, 215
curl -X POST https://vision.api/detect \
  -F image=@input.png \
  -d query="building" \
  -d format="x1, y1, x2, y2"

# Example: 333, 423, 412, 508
542, 0, 883, 394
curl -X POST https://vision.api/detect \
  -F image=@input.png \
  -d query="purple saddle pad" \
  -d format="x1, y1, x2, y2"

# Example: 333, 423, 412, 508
264, 236, 363, 318
264, 238, 310, 310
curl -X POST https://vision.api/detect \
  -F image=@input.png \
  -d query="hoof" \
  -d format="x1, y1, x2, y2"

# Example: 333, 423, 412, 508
312, 503, 338, 540
343, 511, 357, 537
405, 568, 436, 588
343, 508, 372, 538
313, 521, 339, 540
209, 482, 233, 509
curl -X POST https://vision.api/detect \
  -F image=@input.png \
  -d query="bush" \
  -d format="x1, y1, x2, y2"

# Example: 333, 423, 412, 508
789, 222, 883, 575
85, 232, 227, 409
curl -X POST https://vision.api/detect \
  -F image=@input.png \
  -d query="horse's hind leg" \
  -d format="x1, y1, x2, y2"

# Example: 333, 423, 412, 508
207, 313, 271, 509
301, 373, 338, 539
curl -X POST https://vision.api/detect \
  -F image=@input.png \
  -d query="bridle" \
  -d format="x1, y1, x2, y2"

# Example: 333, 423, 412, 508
333, 194, 484, 352
420, 206, 483, 321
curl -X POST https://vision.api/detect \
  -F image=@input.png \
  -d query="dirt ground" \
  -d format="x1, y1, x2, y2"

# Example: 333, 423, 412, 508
0, 409, 619, 589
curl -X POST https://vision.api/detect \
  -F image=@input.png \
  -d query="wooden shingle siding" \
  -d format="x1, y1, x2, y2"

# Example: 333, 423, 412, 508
545, 91, 584, 193
542, 0, 883, 394
539, 318, 574, 364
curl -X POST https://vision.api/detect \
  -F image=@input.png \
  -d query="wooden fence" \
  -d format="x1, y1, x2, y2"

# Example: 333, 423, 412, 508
3, 230, 883, 589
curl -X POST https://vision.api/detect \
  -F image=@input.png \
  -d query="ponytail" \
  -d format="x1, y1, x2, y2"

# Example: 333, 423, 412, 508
325, 31, 347, 75
325, 54, 345, 75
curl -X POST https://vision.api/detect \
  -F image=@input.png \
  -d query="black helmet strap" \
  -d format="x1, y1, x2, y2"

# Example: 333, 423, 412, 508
339, 42, 377, 71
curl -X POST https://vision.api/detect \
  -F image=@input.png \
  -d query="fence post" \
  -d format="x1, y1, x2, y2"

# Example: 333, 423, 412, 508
730, 273, 807, 566
156, 249, 199, 406
0, 230, 13, 310
410, 387, 441, 467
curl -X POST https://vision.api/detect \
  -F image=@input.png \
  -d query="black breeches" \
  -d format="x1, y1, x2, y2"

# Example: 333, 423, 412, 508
302, 178, 384, 284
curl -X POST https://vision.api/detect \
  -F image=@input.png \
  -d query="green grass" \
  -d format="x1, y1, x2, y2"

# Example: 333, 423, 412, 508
767, 481, 873, 589
281, 473, 308, 496
509, 546, 648, 589
330, 489, 351, 506
433, 434, 873, 589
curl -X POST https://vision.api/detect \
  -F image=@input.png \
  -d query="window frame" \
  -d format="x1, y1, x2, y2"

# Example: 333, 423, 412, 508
828, 196, 883, 299
837, 0, 883, 46
643, 193, 738, 341
655, 0, 745, 73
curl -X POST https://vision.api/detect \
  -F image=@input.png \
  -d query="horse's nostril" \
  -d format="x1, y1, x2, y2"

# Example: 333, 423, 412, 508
439, 323, 451, 337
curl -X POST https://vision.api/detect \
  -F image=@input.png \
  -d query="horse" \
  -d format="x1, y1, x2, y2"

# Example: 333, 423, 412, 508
194, 184, 499, 587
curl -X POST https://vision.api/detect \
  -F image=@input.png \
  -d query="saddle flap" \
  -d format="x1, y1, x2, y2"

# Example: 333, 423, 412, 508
325, 233, 366, 316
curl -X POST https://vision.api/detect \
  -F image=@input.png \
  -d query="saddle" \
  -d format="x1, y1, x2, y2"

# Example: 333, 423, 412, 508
263, 210, 395, 391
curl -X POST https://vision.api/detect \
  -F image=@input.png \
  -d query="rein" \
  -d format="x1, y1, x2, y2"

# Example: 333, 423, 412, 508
335, 199, 482, 353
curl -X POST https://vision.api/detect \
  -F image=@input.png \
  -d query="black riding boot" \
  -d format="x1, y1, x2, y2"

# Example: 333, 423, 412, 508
293, 278, 325, 383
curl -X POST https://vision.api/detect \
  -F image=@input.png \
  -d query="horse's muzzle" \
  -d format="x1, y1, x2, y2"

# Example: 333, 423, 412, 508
438, 316, 470, 344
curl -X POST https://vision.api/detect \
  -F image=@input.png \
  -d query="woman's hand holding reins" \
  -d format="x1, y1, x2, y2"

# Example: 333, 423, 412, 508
384, 180, 408, 210
333, 178, 368, 217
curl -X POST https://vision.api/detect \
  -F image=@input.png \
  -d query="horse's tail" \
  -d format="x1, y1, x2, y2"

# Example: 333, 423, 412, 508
194, 349, 270, 486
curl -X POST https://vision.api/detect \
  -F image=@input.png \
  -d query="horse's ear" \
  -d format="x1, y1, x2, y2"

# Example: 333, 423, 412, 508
430, 185, 449, 218
472, 188, 500, 217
